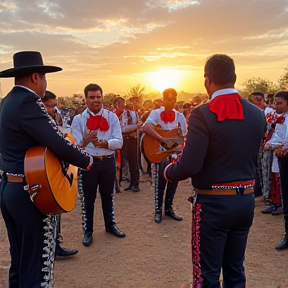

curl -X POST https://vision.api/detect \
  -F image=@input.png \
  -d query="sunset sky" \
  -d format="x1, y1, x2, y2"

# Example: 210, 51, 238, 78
0, 0, 288, 97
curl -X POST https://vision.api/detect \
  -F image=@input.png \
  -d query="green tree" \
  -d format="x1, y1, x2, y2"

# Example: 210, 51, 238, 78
127, 84, 145, 106
240, 77, 278, 97
278, 67, 288, 90
103, 93, 118, 106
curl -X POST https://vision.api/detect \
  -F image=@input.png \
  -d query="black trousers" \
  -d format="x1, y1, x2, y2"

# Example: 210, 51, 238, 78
0, 174, 56, 288
278, 157, 288, 216
55, 214, 61, 244
192, 193, 255, 288
152, 157, 178, 211
80, 157, 116, 234
122, 138, 139, 186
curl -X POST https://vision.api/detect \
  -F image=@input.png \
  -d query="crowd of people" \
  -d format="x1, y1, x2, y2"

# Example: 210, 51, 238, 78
249, 91, 288, 251
0, 51, 288, 288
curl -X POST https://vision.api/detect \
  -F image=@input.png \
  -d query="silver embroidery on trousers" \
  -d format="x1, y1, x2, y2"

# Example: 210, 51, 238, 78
78, 172, 88, 232
152, 163, 160, 211
41, 215, 56, 288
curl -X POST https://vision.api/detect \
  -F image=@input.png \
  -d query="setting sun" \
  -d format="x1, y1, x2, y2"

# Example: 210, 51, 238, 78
149, 69, 183, 93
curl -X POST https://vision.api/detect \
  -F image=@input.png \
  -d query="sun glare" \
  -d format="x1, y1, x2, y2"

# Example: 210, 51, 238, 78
149, 69, 182, 93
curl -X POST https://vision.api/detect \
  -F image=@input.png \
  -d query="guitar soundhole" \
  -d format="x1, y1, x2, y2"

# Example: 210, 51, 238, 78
59, 159, 73, 187
68, 173, 74, 187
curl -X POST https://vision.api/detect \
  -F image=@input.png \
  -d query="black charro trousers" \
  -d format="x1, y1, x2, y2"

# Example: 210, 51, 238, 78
192, 193, 255, 288
0, 174, 56, 288
80, 157, 116, 234
278, 157, 288, 216
122, 138, 140, 187
153, 156, 178, 211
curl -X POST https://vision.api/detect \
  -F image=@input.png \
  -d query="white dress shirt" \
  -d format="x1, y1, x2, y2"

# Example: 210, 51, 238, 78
119, 110, 139, 134
71, 108, 123, 156
145, 106, 187, 135
210, 88, 239, 100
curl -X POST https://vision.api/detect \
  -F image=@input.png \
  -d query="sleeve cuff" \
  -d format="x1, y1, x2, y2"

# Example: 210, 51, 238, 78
163, 162, 174, 182
86, 156, 93, 171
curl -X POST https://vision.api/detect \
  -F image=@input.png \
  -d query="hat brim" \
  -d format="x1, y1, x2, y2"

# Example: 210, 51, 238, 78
0, 65, 62, 78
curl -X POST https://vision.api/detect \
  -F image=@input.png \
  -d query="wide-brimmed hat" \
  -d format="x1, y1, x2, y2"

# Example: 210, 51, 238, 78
0, 51, 62, 78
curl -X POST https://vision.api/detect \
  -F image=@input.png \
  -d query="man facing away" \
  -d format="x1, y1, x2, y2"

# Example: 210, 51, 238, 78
142, 88, 187, 223
71, 83, 125, 247
0, 51, 92, 288
165, 54, 266, 288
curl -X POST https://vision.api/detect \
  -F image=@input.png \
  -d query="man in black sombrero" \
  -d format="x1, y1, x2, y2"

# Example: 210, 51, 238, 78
0, 51, 93, 288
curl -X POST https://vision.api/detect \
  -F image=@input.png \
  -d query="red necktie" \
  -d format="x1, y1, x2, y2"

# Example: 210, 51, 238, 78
160, 110, 175, 123
86, 114, 109, 131
209, 93, 244, 121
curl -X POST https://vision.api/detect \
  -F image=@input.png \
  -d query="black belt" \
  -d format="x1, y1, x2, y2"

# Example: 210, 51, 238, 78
123, 136, 137, 140
92, 154, 114, 161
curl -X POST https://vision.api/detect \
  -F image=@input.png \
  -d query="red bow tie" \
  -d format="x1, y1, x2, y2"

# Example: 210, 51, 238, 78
209, 93, 244, 121
86, 114, 109, 131
160, 110, 175, 124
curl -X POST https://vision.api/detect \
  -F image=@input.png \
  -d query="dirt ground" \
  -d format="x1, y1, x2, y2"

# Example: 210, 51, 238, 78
1, 176, 288, 288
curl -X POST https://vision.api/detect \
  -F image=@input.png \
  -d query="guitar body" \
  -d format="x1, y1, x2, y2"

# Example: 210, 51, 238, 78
24, 137, 78, 215
141, 125, 184, 163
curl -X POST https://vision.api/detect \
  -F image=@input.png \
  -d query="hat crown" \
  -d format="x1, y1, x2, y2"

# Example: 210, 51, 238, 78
13, 51, 44, 68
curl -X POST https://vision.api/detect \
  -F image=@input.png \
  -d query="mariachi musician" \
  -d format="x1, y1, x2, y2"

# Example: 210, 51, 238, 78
71, 83, 125, 248
0, 51, 92, 288
142, 88, 187, 223
164, 54, 266, 287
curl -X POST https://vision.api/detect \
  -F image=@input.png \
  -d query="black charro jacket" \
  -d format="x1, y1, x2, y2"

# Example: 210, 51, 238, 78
165, 96, 266, 189
0, 86, 90, 175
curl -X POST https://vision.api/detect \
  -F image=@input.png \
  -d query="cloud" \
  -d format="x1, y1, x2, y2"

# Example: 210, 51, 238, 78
0, 0, 288, 95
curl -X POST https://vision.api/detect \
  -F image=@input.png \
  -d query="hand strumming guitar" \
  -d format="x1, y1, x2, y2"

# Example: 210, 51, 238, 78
160, 138, 182, 150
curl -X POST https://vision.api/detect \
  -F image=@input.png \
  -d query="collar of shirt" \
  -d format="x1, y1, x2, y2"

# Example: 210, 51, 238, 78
14, 85, 40, 98
210, 88, 239, 100
84, 108, 103, 117
159, 106, 177, 113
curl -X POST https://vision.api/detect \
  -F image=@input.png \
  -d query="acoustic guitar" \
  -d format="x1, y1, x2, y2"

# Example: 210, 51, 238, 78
24, 134, 78, 215
141, 125, 184, 163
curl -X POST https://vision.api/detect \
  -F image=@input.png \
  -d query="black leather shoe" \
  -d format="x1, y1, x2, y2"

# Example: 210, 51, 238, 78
55, 244, 78, 257
275, 234, 288, 250
131, 185, 140, 192
83, 233, 93, 246
124, 186, 132, 191
165, 208, 183, 221
154, 210, 162, 223
106, 225, 126, 238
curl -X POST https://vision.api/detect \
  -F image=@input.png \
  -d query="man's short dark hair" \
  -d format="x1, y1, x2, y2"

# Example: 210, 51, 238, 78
163, 88, 177, 98
250, 92, 264, 98
84, 83, 103, 98
204, 54, 236, 86
42, 90, 56, 102
183, 102, 191, 109
275, 91, 288, 102
266, 93, 274, 99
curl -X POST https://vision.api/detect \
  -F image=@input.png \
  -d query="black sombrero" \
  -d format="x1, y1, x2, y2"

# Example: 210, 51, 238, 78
0, 51, 62, 78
